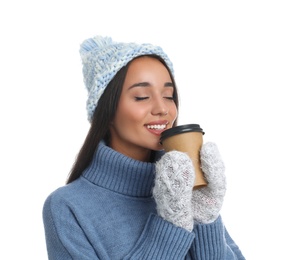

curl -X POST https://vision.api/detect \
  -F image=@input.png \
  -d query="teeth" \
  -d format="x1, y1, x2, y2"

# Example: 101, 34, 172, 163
147, 124, 166, 130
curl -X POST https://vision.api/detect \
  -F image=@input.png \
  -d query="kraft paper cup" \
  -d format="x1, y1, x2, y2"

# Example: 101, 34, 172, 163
160, 124, 207, 189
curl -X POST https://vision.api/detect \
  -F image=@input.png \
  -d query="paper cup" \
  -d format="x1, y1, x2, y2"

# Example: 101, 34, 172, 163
160, 124, 207, 189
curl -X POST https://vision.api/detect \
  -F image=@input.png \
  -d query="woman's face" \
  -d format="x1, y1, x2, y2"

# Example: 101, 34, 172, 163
109, 56, 177, 161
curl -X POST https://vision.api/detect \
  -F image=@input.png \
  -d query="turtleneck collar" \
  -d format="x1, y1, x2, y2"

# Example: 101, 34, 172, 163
82, 141, 163, 197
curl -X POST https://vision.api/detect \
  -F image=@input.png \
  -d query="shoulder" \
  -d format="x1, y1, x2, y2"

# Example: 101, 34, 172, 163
43, 178, 87, 213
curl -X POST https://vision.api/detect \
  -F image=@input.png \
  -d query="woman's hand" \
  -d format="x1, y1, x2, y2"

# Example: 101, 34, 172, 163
192, 142, 226, 224
153, 142, 226, 229
153, 151, 195, 232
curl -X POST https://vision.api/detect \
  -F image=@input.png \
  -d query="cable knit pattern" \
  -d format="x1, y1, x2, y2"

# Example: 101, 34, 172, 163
153, 151, 195, 231
79, 35, 174, 121
192, 142, 227, 224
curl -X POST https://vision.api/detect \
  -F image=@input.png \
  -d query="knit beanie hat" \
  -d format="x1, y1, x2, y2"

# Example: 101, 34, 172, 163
79, 35, 174, 122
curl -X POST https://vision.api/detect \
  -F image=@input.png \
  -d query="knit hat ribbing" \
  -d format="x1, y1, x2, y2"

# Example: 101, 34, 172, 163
80, 35, 174, 122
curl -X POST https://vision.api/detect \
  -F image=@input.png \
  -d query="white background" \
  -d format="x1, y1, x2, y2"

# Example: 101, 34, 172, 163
1, 0, 296, 259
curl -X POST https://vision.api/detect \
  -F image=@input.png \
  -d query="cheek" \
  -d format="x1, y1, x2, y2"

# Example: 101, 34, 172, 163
170, 104, 178, 123
114, 101, 146, 127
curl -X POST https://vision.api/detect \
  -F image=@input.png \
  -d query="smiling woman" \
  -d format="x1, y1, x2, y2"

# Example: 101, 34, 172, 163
42, 35, 245, 259
109, 56, 178, 161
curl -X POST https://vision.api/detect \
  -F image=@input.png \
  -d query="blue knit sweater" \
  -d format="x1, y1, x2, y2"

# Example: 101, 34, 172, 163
43, 141, 245, 259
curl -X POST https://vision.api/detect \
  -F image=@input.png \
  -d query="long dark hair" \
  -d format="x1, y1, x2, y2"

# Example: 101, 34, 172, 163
66, 55, 179, 184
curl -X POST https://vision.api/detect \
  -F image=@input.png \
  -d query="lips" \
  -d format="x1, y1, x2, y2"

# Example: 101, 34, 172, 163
145, 121, 169, 135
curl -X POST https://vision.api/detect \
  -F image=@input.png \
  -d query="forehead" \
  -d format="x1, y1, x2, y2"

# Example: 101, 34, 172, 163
128, 55, 165, 68
125, 56, 171, 82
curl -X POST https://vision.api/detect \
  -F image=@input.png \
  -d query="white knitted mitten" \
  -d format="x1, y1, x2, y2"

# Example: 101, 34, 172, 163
153, 151, 195, 232
192, 142, 226, 224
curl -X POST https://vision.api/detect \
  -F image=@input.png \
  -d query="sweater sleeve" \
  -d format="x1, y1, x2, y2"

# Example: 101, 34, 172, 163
188, 216, 245, 260
224, 226, 246, 260
123, 214, 195, 260
43, 194, 102, 260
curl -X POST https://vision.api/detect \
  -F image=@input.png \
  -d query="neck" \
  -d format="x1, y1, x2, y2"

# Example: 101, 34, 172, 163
109, 142, 152, 162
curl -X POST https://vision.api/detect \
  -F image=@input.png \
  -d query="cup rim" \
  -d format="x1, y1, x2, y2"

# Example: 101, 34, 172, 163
160, 124, 204, 143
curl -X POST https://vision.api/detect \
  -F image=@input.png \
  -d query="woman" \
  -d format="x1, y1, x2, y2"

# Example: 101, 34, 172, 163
43, 35, 245, 259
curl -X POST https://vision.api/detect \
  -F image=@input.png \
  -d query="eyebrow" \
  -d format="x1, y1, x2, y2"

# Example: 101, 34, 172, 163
128, 82, 173, 89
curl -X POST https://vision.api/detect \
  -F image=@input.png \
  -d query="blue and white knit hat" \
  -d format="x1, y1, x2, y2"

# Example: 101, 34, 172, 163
80, 35, 174, 122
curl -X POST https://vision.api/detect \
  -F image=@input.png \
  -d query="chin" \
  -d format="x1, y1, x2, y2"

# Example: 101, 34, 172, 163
143, 136, 163, 151
151, 142, 164, 152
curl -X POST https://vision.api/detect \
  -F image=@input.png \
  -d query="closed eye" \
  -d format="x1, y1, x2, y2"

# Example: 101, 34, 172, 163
134, 97, 149, 101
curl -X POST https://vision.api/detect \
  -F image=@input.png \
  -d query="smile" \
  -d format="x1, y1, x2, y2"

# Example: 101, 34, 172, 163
146, 124, 167, 130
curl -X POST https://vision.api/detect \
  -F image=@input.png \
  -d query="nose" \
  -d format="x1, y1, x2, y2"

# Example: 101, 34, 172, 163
151, 97, 168, 116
